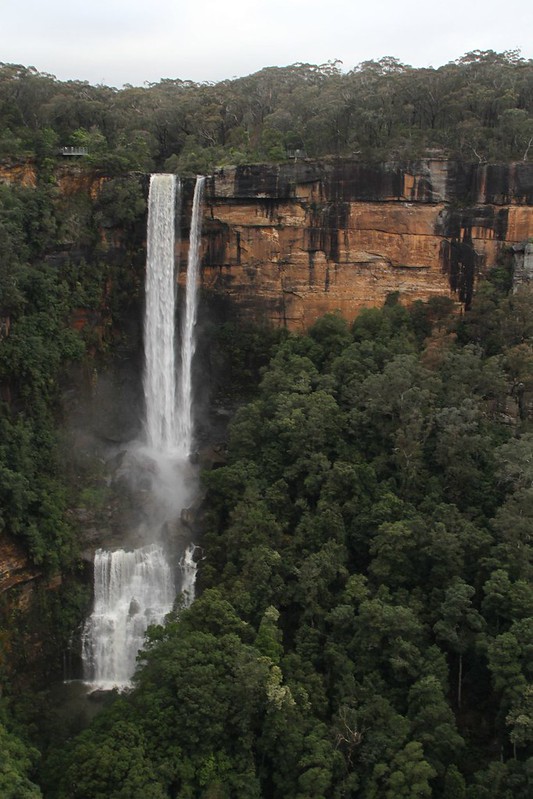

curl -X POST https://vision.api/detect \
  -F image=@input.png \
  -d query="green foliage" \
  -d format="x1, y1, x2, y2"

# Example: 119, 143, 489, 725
0, 100, 530, 789
0, 185, 84, 565
0, 172, 147, 571
93, 177, 146, 230
58, 720, 166, 799
0, 711, 42, 798
1, 52, 533, 169
42, 282, 533, 797
209, 320, 284, 401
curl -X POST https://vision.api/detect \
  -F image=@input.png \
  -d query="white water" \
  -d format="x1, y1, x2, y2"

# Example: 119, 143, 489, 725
176, 176, 206, 458
179, 543, 198, 608
82, 546, 175, 688
82, 174, 203, 689
144, 174, 180, 452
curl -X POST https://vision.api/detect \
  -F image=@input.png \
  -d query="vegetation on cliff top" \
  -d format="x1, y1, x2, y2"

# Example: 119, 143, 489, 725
1, 49, 533, 173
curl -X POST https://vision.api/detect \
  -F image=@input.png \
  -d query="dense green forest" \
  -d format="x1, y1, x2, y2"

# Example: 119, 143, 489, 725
0, 176, 146, 570
0, 172, 148, 796
1, 49, 533, 173
22, 281, 533, 799
0, 48, 532, 799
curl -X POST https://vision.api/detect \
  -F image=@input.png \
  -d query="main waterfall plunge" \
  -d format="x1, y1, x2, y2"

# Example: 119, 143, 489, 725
82, 174, 205, 689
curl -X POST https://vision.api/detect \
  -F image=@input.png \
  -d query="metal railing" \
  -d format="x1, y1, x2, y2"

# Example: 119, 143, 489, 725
59, 146, 89, 156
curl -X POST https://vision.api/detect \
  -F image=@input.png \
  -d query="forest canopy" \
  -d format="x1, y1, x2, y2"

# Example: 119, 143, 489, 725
1, 50, 532, 174
38, 279, 533, 799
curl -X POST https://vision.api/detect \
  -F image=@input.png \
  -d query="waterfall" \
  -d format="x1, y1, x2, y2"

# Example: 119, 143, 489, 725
144, 174, 180, 452
176, 176, 205, 458
82, 546, 175, 688
178, 543, 199, 608
82, 173, 203, 690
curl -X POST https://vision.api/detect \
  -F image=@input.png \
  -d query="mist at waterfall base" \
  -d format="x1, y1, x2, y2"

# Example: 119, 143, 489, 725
82, 174, 205, 690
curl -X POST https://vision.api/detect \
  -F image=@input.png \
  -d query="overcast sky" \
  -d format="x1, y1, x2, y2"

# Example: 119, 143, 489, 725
1, 0, 532, 87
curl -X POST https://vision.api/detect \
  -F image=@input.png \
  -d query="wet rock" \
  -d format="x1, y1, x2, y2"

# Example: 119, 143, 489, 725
194, 442, 228, 469
180, 491, 208, 533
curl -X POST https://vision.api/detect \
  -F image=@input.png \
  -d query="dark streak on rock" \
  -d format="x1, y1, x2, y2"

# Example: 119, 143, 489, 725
203, 222, 230, 267
308, 251, 315, 286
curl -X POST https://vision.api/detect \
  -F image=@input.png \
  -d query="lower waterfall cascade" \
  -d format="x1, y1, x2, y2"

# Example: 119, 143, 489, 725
81, 174, 205, 689
81, 545, 175, 688
179, 543, 200, 609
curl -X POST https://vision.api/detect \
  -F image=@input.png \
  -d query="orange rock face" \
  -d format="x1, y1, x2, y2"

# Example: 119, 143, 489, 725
0, 159, 107, 196
195, 160, 533, 331
0, 535, 39, 599
2, 158, 532, 335
0, 161, 37, 188
54, 164, 108, 198
200, 199, 453, 331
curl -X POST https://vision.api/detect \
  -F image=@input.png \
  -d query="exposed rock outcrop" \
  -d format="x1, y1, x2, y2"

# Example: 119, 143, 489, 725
513, 241, 533, 289
0, 535, 39, 600
195, 159, 533, 330
0, 160, 37, 188
2, 157, 532, 333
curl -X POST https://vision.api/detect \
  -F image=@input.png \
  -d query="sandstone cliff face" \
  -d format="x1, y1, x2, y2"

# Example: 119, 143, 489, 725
0, 160, 106, 196
0, 161, 37, 188
196, 159, 533, 330
0, 536, 39, 600
3, 157, 532, 333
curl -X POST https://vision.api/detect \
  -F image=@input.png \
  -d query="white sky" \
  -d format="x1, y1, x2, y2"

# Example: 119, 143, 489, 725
1, 0, 532, 87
